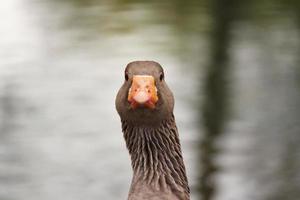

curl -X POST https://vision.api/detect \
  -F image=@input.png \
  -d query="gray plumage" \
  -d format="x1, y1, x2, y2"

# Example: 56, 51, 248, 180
116, 61, 190, 200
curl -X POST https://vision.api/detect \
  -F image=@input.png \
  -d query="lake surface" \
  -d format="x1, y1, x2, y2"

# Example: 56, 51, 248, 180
1, 0, 299, 200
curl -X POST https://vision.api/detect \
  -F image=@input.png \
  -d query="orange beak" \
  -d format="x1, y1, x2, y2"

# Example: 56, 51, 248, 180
128, 75, 158, 109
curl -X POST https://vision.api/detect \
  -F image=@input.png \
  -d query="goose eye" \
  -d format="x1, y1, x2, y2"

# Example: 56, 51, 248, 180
159, 72, 164, 81
125, 72, 129, 81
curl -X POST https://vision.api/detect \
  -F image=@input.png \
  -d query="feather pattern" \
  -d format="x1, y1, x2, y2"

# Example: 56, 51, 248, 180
122, 115, 190, 200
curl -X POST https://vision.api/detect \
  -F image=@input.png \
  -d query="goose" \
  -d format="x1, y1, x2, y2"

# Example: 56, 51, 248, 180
116, 61, 190, 200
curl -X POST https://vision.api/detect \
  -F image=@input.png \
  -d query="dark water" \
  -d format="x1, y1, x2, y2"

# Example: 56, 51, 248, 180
0, 0, 299, 200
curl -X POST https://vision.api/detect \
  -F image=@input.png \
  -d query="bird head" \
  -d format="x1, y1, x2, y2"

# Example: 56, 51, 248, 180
116, 61, 174, 126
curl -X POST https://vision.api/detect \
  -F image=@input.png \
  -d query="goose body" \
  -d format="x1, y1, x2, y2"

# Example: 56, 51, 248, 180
116, 61, 190, 200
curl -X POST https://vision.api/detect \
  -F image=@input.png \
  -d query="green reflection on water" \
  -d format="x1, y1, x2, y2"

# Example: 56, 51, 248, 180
198, 0, 238, 199
1, 0, 300, 200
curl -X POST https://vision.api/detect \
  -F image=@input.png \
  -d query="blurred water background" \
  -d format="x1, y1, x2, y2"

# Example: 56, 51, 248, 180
0, 0, 300, 200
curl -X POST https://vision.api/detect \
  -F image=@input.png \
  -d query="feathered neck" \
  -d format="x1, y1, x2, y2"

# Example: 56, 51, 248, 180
121, 115, 190, 199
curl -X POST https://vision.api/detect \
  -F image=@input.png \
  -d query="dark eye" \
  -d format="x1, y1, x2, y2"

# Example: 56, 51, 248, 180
125, 71, 129, 81
159, 72, 164, 81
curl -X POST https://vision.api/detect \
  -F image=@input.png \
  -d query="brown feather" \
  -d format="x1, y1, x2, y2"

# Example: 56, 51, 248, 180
116, 61, 190, 200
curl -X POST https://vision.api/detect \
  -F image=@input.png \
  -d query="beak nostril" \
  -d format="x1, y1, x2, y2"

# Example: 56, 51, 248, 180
128, 75, 158, 109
